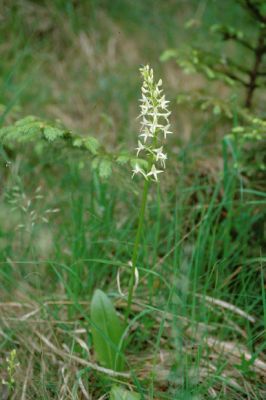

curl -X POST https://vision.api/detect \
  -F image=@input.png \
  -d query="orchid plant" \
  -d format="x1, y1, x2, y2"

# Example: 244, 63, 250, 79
126, 65, 172, 319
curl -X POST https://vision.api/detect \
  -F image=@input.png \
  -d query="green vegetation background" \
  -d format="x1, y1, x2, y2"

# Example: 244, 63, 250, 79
0, 1, 265, 399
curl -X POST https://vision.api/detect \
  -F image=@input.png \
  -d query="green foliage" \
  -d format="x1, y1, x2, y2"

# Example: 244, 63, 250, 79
161, 0, 266, 105
90, 289, 125, 371
73, 136, 100, 155
211, 24, 245, 40
0, 1, 265, 398
0, 115, 148, 179
0, 115, 81, 148
161, 47, 236, 86
231, 114, 266, 144
110, 386, 141, 400
234, 354, 257, 379
161, 0, 266, 179
229, 115, 266, 177
116, 153, 131, 165
99, 159, 113, 179
175, 91, 236, 118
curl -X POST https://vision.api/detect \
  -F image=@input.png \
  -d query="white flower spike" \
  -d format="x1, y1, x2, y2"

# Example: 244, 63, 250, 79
132, 65, 172, 182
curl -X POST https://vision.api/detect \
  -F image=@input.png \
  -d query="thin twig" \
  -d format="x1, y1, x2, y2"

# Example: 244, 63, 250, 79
245, 27, 266, 107
35, 331, 130, 378
21, 352, 33, 400
196, 293, 256, 323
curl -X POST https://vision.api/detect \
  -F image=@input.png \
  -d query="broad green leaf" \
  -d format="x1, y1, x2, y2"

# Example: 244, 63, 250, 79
110, 386, 141, 400
90, 289, 125, 371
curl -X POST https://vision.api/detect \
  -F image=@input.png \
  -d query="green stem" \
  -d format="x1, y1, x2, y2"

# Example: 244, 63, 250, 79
126, 178, 150, 320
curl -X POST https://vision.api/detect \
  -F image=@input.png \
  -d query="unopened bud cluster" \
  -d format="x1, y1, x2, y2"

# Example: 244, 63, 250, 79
2, 349, 19, 391
132, 65, 172, 181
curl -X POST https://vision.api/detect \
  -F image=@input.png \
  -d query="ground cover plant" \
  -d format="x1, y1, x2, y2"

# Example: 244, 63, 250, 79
0, 1, 265, 399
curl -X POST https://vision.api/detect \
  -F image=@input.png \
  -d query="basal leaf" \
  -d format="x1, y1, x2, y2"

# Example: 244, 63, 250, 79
110, 386, 141, 400
90, 289, 125, 371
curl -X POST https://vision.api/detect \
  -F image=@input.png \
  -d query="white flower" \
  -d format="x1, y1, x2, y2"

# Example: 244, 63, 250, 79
162, 124, 172, 139
136, 140, 145, 156
139, 128, 154, 143
132, 164, 147, 179
145, 119, 165, 133
147, 164, 163, 181
154, 147, 167, 168
159, 95, 170, 110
